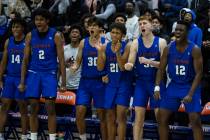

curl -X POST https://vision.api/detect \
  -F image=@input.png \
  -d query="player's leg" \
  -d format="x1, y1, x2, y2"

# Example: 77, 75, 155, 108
28, 98, 39, 140
45, 99, 56, 140
76, 105, 87, 139
106, 108, 116, 140
0, 98, 12, 135
116, 105, 127, 140
188, 112, 203, 140
133, 106, 146, 140
17, 100, 28, 140
96, 108, 107, 140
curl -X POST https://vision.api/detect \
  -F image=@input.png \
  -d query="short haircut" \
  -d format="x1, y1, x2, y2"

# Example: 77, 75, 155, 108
138, 15, 152, 23
113, 13, 127, 22
125, 0, 135, 7
176, 20, 190, 31
87, 16, 104, 28
110, 23, 127, 35
11, 18, 26, 27
32, 8, 52, 21
152, 15, 164, 25
69, 24, 83, 35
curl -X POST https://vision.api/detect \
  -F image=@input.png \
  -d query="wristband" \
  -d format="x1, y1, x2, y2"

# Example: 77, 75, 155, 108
154, 85, 160, 92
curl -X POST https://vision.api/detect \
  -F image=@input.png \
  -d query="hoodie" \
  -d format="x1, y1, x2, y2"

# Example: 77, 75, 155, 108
186, 9, 203, 47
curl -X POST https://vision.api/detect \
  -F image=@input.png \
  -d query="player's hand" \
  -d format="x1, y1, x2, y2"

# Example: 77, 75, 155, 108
139, 57, 150, 64
59, 86, 66, 93
113, 40, 121, 53
153, 91, 161, 100
181, 95, 192, 103
124, 63, 134, 71
102, 75, 109, 84
18, 83, 26, 92
0, 81, 3, 89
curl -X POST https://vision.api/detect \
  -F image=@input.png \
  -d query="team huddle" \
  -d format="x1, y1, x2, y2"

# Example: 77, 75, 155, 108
0, 7, 203, 140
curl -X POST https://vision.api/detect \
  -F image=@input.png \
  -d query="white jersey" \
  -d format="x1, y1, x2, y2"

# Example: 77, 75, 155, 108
59, 44, 81, 90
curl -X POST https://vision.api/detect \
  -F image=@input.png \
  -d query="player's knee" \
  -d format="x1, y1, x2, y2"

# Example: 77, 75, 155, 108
117, 111, 126, 123
190, 116, 202, 128
30, 103, 39, 115
45, 104, 56, 116
106, 111, 116, 123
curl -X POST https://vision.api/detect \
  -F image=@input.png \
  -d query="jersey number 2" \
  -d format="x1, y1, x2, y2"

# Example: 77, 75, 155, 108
39, 50, 45, 60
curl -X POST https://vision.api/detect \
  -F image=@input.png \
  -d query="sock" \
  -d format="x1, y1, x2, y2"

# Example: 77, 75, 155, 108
21, 134, 27, 140
79, 134, 87, 140
31, 132, 38, 140
49, 133, 56, 140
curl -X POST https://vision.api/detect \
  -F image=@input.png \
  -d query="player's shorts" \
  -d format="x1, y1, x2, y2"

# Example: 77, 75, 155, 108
160, 82, 201, 113
76, 77, 105, 108
104, 84, 132, 109
25, 70, 57, 99
1, 75, 25, 100
133, 79, 161, 109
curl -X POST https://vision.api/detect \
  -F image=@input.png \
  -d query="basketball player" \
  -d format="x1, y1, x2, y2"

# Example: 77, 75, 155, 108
125, 15, 167, 140
18, 8, 66, 140
0, 18, 28, 140
154, 20, 203, 140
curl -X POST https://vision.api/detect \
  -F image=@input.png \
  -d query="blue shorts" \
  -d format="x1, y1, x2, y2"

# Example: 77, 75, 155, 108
1, 76, 25, 100
76, 78, 105, 108
104, 85, 131, 109
160, 82, 201, 113
133, 80, 162, 109
25, 71, 57, 98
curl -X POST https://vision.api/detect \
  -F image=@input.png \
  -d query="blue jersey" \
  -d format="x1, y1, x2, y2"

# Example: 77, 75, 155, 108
135, 36, 160, 81
167, 41, 195, 86
6, 36, 25, 77
105, 41, 126, 87
29, 28, 57, 72
81, 37, 106, 78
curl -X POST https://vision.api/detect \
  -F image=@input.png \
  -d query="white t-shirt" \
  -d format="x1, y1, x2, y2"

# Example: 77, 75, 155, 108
59, 44, 81, 90
126, 15, 140, 40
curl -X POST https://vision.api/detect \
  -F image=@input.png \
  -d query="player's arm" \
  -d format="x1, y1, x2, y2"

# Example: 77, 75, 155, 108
124, 39, 138, 71
116, 41, 131, 71
18, 33, 31, 91
96, 44, 106, 71
188, 46, 203, 97
55, 32, 66, 90
0, 39, 9, 87
154, 46, 169, 100
72, 39, 84, 71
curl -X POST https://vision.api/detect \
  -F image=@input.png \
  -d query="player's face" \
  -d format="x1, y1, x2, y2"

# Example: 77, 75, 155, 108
69, 29, 81, 42
174, 24, 187, 42
115, 17, 125, 24
110, 28, 123, 43
35, 15, 49, 32
88, 22, 101, 37
184, 13, 192, 23
12, 23, 24, 38
139, 19, 153, 36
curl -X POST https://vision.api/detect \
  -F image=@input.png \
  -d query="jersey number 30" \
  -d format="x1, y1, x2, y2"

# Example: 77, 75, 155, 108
88, 57, 97, 66
176, 65, 185, 75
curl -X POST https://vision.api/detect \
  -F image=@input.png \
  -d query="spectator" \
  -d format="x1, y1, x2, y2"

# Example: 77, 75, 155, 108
125, 0, 139, 40
152, 15, 170, 43
159, 0, 188, 33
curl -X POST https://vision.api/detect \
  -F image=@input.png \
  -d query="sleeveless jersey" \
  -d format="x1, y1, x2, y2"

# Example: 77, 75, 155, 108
81, 37, 106, 78
105, 41, 127, 87
29, 28, 57, 72
6, 36, 25, 77
167, 41, 195, 85
135, 36, 160, 81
